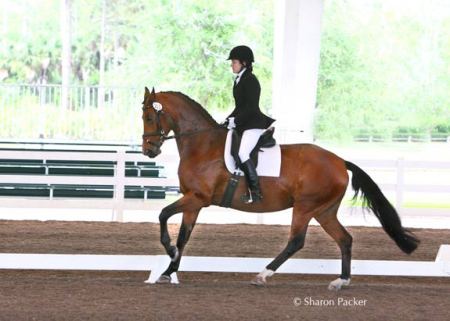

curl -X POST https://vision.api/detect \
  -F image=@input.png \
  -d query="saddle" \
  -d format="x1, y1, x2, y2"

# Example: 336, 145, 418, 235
230, 127, 276, 170
220, 127, 279, 207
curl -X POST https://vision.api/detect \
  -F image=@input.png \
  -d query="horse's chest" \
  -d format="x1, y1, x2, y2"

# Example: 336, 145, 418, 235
178, 160, 204, 176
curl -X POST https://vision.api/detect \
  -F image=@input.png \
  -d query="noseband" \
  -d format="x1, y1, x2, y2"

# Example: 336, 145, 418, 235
142, 106, 172, 147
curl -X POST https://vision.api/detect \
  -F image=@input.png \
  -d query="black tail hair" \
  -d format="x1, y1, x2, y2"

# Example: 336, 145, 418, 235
345, 161, 420, 254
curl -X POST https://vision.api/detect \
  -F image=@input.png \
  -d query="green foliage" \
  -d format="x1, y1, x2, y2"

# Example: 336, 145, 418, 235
1, 0, 449, 141
316, 0, 450, 141
0, 0, 273, 114
0, 1, 60, 83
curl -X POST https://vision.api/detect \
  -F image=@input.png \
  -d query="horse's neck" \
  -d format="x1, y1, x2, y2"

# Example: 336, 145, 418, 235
167, 103, 213, 136
164, 93, 225, 158
175, 128, 227, 160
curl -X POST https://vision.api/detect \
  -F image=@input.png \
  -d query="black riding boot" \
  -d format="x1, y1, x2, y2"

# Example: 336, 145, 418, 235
240, 159, 263, 203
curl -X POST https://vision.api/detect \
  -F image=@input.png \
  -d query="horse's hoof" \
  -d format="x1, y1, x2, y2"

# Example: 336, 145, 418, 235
155, 275, 172, 284
250, 275, 266, 286
328, 278, 351, 291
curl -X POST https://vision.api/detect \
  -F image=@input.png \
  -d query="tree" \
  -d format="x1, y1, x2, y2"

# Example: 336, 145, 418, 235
61, 0, 72, 109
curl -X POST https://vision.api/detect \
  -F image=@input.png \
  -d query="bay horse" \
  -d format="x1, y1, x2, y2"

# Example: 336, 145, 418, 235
141, 87, 419, 290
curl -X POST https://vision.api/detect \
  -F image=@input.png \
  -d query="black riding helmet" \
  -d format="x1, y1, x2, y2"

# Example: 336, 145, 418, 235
227, 45, 254, 63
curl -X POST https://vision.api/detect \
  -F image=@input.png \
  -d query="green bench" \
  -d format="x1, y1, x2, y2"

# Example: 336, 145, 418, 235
0, 183, 166, 199
0, 154, 175, 199
0, 161, 161, 177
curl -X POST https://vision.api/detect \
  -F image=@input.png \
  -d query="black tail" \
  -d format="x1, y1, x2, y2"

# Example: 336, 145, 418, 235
345, 161, 420, 254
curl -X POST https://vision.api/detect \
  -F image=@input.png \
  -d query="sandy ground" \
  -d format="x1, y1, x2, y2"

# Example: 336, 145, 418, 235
0, 220, 449, 321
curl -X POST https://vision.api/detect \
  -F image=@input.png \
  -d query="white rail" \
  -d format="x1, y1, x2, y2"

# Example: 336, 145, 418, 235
0, 244, 448, 280
0, 149, 180, 221
1, 149, 449, 223
354, 158, 450, 214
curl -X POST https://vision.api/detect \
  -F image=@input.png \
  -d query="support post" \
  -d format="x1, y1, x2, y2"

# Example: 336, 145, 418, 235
272, 0, 324, 143
113, 148, 126, 222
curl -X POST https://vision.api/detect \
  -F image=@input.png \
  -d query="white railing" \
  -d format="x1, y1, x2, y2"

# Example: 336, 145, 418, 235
354, 158, 450, 214
0, 148, 449, 223
0, 149, 179, 221
2, 84, 449, 142
0, 84, 142, 140
0, 244, 449, 279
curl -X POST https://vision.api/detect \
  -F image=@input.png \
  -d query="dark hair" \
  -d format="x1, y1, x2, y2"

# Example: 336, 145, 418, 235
241, 61, 253, 72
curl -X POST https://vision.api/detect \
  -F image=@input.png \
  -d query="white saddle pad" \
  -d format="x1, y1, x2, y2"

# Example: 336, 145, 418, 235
224, 130, 281, 177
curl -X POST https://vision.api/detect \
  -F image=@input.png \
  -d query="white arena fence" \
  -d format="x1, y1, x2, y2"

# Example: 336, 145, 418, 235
0, 146, 449, 279
0, 148, 179, 221
0, 147, 450, 223
0, 244, 449, 279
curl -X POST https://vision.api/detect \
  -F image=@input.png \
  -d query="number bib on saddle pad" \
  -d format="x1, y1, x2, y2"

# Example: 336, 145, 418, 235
224, 129, 281, 177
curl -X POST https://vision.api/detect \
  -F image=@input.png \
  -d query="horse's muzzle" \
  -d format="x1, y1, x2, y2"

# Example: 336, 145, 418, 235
142, 138, 163, 158
143, 147, 161, 158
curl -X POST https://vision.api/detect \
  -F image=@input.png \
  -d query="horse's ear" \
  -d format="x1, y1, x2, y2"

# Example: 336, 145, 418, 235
144, 87, 150, 99
151, 87, 156, 99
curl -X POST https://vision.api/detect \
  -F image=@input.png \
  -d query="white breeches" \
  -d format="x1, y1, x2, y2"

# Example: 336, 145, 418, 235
238, 129, 266, 162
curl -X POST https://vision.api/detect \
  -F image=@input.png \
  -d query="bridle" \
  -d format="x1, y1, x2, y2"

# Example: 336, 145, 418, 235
142, 102, 223, 147
142, 105, 172, 148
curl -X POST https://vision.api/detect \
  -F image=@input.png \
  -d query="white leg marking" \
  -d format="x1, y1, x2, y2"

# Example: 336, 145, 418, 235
328, 278, 351, 291
171, 247, 179, 262
259, 268, 275, 279
251, 268, 275, 286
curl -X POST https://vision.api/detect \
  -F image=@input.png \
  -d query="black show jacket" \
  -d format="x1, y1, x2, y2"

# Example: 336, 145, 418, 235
227, 69, 275, 133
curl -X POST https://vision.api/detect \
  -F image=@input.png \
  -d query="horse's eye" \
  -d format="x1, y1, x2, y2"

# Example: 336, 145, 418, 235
147, 117, 154, 124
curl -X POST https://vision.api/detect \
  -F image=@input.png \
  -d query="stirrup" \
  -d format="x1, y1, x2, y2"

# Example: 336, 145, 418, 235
241, 189, 263, 204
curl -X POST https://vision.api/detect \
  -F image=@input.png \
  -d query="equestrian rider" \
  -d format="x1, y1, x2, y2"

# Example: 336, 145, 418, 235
225, 45, 275, 204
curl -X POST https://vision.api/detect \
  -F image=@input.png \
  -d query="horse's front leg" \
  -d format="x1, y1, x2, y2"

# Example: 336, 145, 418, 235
156, 209, 200, 283
158, 194, 203, 267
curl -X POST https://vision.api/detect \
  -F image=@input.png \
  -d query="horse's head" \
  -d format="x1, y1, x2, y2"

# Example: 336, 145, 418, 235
141, 87, 173, 158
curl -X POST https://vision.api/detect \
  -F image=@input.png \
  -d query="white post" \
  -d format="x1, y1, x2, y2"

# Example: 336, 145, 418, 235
272, 0, 324, 143
113, 148, 126, 222
396, 158, 405, 215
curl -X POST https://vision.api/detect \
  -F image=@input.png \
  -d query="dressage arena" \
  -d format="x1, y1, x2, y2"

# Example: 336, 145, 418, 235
0, 144, 449, 320
0, 220, 449, 321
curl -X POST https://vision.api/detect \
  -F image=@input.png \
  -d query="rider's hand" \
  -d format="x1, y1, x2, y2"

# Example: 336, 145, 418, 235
220, 119, 229, 128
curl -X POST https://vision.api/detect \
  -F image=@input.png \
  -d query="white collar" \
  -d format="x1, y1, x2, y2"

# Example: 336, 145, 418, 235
237, 67, 247, 78
235, 68, 247, 84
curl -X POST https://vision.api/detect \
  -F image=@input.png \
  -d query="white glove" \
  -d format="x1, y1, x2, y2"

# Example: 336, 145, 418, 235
227, 117, 236, 129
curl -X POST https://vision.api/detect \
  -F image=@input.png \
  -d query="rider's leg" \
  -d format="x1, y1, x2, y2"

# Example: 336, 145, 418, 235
239, 129, 265, 203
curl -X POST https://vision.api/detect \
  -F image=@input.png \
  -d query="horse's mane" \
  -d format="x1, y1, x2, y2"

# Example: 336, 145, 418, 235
165, 91, 220, 127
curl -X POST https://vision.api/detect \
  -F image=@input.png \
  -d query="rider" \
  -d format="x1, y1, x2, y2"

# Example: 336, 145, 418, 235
225, 45, 275, 204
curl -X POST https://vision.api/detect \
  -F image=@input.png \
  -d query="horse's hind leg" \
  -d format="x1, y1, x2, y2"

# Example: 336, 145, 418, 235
156, 210, 200, 284
316, 211, 353, 291
251, 202, 312, 286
